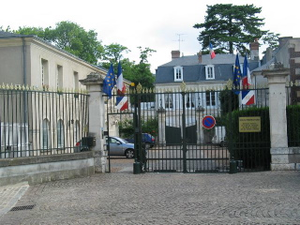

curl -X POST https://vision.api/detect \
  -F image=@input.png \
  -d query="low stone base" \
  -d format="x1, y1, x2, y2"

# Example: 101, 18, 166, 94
271, 163, 295, 171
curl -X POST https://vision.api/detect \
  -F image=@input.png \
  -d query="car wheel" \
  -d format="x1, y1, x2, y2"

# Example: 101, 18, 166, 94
125, 149, 134, 158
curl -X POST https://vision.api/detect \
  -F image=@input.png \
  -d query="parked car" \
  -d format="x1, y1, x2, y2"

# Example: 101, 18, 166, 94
75, 136, 135, 158
125, 133, 155, 148
106, 136, 135, 158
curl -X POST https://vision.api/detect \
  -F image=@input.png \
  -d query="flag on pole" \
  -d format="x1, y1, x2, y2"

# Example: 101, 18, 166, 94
115, 62, 128, 111
241, 56, 255, 105
103, 64, 116, 99
233, 54, 242, 95
209, 43, 216, 59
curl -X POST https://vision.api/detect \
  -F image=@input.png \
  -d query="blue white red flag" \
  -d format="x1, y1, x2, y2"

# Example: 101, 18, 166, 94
115, 62, 128, 111
241, 56, 255, 105
103, 64, 116, 99
209, 43, 216, 59
233, 54, 242, 95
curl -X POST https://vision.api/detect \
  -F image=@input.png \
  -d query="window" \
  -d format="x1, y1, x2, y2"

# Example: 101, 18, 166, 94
57, 119, 64, 149
42, 119, 50, 150
205, 65, 215, 80
57, 65, 63, 89
206, 91, 216, 107
186, 93, 195, 108
75, 120, 80, 143
74, 71, 79, 90
41, 59, 49, 87
174, 66, 183, 81
165, 94, 173, 109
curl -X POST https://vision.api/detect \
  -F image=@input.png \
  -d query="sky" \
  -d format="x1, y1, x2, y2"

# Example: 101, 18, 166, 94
1, 0, 300, 73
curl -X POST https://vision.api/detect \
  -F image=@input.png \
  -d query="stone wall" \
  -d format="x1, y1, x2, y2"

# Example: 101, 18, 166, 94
0, 152, 95, 185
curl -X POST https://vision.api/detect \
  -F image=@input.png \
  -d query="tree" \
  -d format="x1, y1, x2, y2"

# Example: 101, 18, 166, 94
194, 4, 268, 55
14, 21, 104, 65
100, 43, 130, 68
124, 47, 156, 90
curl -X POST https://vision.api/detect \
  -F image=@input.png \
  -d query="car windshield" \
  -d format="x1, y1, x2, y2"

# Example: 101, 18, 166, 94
111, 137, 128, 144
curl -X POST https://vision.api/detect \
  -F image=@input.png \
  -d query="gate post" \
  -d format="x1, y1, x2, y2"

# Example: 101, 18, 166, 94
80, 72, 107, 173
157, 108, 166, 146
196, 107, 205, 144
263, 67, 294, 170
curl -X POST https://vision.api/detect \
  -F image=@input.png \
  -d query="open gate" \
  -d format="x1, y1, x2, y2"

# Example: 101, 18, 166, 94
106, 83, 271, 173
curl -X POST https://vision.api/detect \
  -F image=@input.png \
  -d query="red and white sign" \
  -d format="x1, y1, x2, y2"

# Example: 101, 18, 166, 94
202, 115, 216, 129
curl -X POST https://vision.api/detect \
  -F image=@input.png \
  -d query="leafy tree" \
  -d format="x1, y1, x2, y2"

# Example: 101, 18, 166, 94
219, 87, 239, 115
194, 4, 268, 55
100, 43, 130, 69
14, 21, 104, 64
125, 47, 156, 90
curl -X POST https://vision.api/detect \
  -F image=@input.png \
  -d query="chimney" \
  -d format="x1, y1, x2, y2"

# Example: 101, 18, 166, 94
197, 51, 202, 63
171, 50, 180, 60
250, 38, 259, 61
279, 36, 293, 47
265, 47, 273, 62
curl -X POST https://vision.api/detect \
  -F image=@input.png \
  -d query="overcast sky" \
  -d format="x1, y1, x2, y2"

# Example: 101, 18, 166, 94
1, 0, 299, 73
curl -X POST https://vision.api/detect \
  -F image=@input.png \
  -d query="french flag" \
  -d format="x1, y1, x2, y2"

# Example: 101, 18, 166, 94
209, 43, 216, 59
241, 56, 255, 105
116, 62, 128, 111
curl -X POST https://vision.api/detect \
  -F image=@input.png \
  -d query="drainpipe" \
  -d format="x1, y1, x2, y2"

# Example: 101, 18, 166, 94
22, 37, 26, 85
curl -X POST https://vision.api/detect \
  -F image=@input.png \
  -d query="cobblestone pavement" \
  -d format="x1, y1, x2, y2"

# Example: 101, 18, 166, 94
0, 159, 299, 225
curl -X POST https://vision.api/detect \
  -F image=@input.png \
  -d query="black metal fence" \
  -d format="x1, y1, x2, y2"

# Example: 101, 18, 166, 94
0, 85, 89, 158
112, 84, 272, 173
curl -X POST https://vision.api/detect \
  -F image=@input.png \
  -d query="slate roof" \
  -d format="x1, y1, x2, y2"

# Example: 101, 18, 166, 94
156, 53, 259, 84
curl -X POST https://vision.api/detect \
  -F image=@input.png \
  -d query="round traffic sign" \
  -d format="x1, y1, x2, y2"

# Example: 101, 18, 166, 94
202, 115, 216, 129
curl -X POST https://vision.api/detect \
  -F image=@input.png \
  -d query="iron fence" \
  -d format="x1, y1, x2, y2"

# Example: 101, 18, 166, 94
0, 85, 89, 158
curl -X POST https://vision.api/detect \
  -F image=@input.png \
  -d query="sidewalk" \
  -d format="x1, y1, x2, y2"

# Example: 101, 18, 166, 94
0, 170, 299, 224
0, 181, 29, 217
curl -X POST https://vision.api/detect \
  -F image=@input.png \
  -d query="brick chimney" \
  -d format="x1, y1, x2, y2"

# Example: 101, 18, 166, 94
197, 51, 202, 63
250, 38, 259, 61
171, 50, 180, 60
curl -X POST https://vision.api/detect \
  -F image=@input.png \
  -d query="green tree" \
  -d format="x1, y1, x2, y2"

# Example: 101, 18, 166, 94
100, 43, 130, 69
194, 4, 268, 55
14, 21, 104, 64
125, 47, 156, 90
219, 87, 239, 115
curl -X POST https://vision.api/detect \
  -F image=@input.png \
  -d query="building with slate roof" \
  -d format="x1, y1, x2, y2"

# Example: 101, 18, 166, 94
154, 41, 260, 111
253, 36, 300, 105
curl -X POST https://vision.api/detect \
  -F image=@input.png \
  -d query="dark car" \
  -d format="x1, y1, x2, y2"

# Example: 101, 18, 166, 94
125, 133, 155, 148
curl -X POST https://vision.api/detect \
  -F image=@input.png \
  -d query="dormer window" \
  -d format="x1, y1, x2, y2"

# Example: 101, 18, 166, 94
205, 65, 215, 80
174, 66, 183, 81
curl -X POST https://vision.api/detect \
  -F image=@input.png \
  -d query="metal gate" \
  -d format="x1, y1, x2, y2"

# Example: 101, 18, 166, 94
107, 83, 271, 173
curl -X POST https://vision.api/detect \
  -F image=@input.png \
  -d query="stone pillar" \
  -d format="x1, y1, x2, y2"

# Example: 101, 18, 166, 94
196, 107, 205, 144
157, 108, 166, 146
263, 68, 294, 170
80, 72, 107, 173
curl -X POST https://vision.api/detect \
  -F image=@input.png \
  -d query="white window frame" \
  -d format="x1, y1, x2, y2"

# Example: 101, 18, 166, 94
185, 93, 195, 109
174, 66, 183, 81
205, 65, 215, 80
205, 91, 217, 107
41, 58, 49, 87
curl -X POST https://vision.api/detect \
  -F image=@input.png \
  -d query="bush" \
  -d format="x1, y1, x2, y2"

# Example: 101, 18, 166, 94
225, 107, 271, 170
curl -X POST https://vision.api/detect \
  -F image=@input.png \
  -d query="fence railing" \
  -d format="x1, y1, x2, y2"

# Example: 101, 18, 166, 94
0, 85, 89, 158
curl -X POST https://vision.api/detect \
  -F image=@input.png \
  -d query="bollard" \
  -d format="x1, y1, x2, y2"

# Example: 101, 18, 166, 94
229, 160, 237, 174
133, 162, 141, 174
